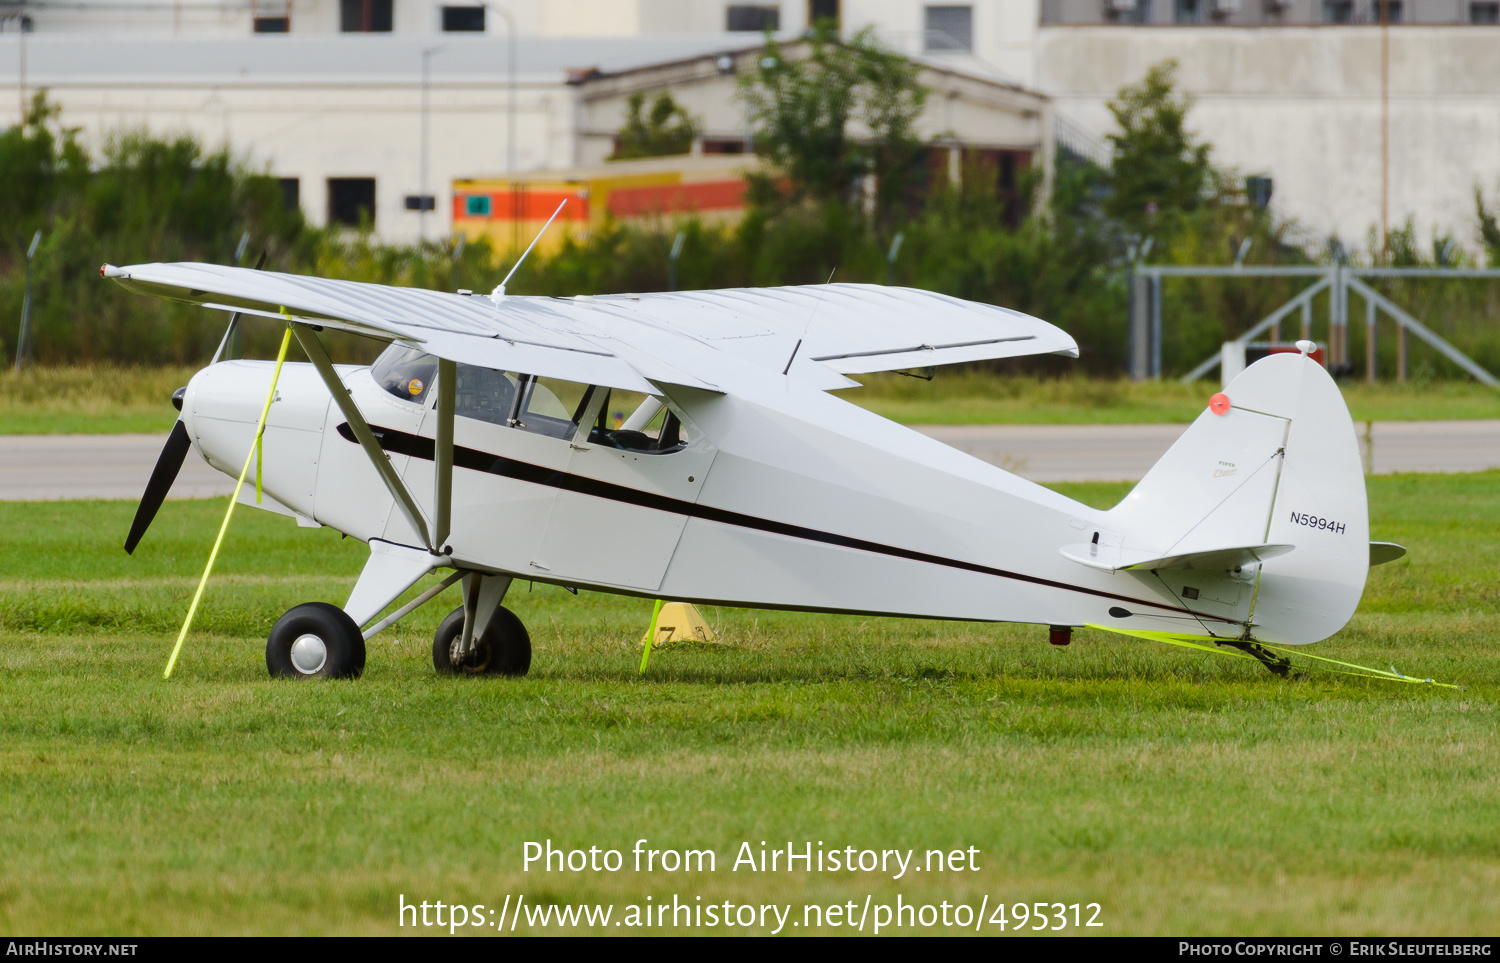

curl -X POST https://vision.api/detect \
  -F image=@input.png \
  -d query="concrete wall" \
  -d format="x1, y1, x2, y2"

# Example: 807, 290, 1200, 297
1041, 0, 1498, 26
0, 37, 578, 241
1036, 25, 1500, 252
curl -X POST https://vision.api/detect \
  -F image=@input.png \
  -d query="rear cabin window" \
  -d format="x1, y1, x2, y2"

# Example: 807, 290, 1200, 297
586, 393, 688, 455
515, 377, 589, 439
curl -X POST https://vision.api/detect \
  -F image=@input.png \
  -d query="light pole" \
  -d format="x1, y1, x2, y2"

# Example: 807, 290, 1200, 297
419, 45, 444, 242
17, 15, 26, 121
483, 3, 516, 174
1380, 0, 1389, 250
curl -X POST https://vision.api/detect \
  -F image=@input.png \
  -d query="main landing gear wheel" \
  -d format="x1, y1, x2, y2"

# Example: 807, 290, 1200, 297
432, 604, 531, 677
266, 602, 367, 679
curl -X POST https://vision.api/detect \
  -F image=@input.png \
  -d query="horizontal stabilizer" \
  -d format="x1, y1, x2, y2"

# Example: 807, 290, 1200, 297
1370, 541, 1407, 566
1060, 542, 1294, 574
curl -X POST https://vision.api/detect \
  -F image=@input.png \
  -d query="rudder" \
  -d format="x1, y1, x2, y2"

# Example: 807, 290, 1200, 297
1097, 352, 1368, 645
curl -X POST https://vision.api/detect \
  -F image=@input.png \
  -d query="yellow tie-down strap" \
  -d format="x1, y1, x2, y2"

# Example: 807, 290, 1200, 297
1085, 624, 1460, 689
163, 325, 293, 680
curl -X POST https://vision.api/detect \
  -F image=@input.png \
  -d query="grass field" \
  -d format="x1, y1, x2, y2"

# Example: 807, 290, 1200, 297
0, 475, 1497, 936
840, 372, 1500, 426
3, 366, 1498, 434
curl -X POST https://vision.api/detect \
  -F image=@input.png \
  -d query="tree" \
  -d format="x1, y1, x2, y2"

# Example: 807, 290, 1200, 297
609, 91, 700, 160
1477, 187, 1500, 267
1104, 60, 1213, 234
0, 93, 88, 240
737, 24, 927, 219
0, 97, 310, 364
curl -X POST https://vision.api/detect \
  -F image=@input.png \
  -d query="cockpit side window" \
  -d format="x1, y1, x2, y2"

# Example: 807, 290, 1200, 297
371, 344, 437, 404
453, 365, 521, 427
372, 356, 686, 453
585, 392, 689, 455
514, 377, 589, 439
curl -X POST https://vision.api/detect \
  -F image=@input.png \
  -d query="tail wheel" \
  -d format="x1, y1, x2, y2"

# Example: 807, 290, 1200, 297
267, 602, 366, 680
432, 604, 531, 677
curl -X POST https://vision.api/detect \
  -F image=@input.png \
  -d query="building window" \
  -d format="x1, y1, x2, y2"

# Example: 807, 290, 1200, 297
1245, 175, 1273, 209
1372, 0, 1401, 21
340, 0, 393, 33
1321, 0, 1353, 21
254, 15, 290, 31
278, 178, 300, 212
1109, 0, 1152, 24
925, 5, 973, 51
726, 4, 780, 31
328, 178, 376, 227
808, 0, 839, 28
1173, 0, 1201, 21
700, 138, 748, 154
442, 6, 486, 31
1474, 0, 1500, 21
465, 195, 492, 216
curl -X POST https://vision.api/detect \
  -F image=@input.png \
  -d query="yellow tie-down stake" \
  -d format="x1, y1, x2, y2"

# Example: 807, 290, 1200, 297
638, 601, 718, 674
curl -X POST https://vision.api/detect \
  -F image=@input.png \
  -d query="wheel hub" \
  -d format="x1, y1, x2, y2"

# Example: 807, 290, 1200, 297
450, 636, 489, 672
289, 633, 328, 674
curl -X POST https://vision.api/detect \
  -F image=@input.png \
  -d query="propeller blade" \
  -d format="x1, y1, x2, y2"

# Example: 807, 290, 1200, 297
124, 420, 193, 555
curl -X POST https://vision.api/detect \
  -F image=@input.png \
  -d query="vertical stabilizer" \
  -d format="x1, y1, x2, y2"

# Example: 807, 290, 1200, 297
1100, 353, 1368, 644
1242, 356, 1369, 644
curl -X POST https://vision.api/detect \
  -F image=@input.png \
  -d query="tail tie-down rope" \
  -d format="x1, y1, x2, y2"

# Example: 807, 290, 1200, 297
162, 325, 293, 680
1087, 624, 1460, 689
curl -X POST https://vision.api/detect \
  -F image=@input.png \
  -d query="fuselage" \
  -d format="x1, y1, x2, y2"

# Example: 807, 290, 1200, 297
179, 359, 1242, 635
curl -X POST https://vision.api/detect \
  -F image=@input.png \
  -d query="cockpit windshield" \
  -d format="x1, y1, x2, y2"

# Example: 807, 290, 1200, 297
371, 344, 437, 404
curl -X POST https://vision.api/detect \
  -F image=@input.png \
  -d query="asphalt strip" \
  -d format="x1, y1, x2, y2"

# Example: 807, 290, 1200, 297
1, 420, 1497, 501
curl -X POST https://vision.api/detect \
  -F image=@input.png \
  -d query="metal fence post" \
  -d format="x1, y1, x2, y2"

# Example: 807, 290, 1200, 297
1129, 270, 1150, 382
1150, 273, 1162, 379
13, 230, 40, 373
1397, 318, 1408, 383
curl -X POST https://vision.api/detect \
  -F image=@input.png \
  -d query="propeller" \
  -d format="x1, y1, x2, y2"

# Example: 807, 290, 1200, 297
124, 417, 193, 555
124, 250, 264, 556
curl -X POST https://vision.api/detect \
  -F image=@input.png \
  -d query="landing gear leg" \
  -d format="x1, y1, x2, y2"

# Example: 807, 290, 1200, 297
432, 604, 531, 676
1217, 639, 1295, 678
433, 573, 529, 676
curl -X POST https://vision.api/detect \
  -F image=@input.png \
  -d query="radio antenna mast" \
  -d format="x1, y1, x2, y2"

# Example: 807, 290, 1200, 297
783, 266, 837, 375
491, 198, 568, 302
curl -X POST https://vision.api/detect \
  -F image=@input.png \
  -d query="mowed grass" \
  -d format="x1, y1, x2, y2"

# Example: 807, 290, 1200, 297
839, 371, 1500, 425
0, 365, 198, 435
0, 475, 1497, 935
4, 366, 1498, 434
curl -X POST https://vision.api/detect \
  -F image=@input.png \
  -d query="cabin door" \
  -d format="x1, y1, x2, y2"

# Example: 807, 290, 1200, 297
534, 398, 715, 592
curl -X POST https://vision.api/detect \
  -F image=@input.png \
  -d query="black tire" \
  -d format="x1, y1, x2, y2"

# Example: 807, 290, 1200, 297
266, 602, 366, 680
432, 604, 531, 677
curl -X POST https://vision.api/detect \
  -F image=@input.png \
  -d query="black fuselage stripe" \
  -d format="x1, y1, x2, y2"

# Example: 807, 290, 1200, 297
337, 423, 1222, 621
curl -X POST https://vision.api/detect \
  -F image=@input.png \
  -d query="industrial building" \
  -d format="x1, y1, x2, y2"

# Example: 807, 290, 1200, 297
0, 1, 1495, 250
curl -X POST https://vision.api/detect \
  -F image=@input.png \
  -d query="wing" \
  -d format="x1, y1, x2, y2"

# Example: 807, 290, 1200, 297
104, 261, 663, 394
590, 284, 1079, 376
104, 263, 1077, 390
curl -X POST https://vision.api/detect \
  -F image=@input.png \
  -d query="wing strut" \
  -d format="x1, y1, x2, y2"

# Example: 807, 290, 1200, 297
433, 358, 455, 551
291, 322, 435, 551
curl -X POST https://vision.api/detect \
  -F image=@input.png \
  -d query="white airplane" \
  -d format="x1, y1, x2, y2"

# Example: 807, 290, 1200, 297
104, 261, 1403, 681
